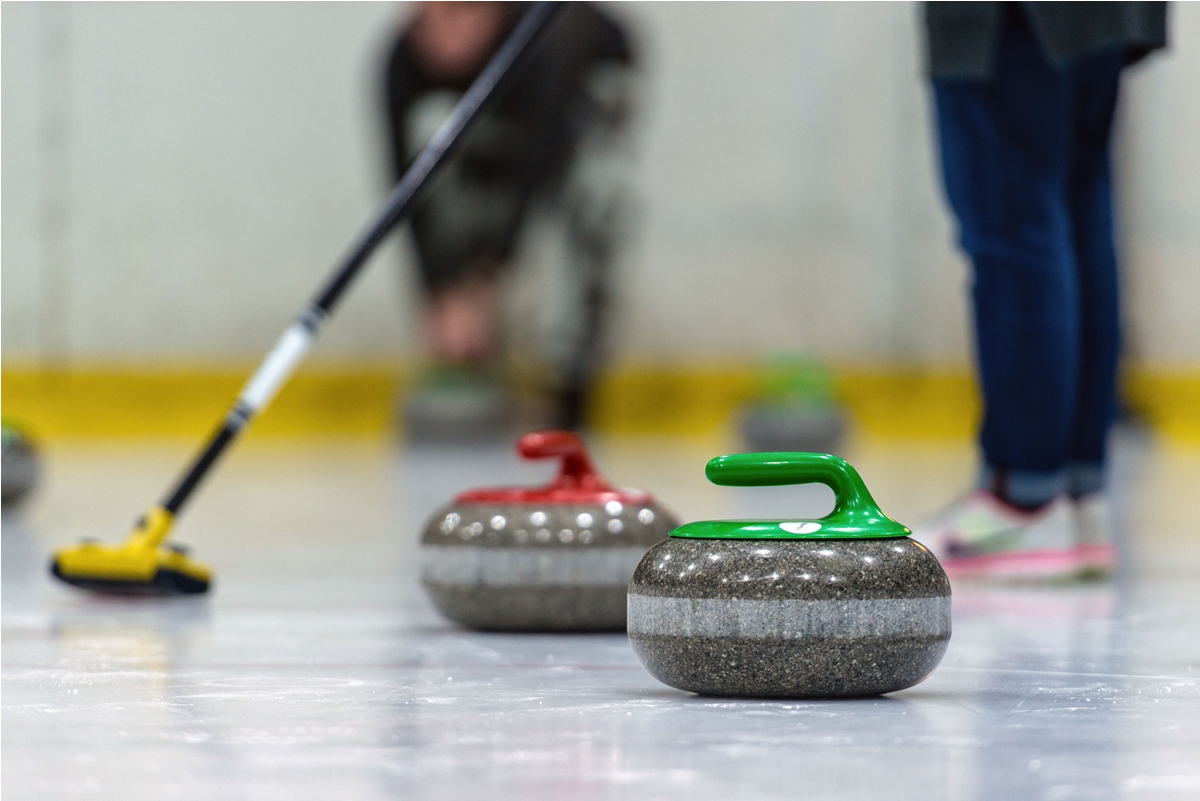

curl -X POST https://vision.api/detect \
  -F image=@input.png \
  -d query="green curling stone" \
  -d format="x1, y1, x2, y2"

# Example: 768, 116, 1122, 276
2, 422, 39, 508
628, 452, 950, 698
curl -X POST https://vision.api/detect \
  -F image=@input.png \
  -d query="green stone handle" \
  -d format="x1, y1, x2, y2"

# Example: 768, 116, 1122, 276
672, 452, 910, 540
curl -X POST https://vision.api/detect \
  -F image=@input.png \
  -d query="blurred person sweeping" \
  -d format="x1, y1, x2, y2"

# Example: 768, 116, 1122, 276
383, 2, 637, 438
916, 2, 1167, 579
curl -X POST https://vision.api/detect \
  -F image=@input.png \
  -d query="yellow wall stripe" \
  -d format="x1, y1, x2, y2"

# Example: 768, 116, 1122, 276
1, 364, 402, 439
587, 366, 983, 439
2, 362, 1196, 441
1124, 370, 1200, 442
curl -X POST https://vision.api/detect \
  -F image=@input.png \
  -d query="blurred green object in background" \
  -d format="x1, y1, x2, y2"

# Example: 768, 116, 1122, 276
402, 364, 516, 445
756, 353, 839, 409
740, 354, 847, 454
2, 418, 40, 507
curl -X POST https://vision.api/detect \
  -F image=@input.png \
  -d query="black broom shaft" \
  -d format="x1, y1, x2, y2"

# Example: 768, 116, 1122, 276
313, 1, 561, 313
161, 2, 563, 516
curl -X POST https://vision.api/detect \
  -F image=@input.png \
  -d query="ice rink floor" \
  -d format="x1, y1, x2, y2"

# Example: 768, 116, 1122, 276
3, 430, 1199, 800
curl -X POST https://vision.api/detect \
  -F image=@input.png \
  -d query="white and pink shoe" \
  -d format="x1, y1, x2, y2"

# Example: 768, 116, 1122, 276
913, 490, 1080, 580
1073, 493, 1117, 577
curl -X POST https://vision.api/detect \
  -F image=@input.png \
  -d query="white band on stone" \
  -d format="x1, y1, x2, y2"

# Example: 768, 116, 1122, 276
421, 546, 651, 587
627, 594, 951, 640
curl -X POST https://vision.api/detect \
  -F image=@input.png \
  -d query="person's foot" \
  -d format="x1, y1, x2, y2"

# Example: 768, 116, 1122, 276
421, 275, 502, 365
913, 491, 1079, 580
1073, 493, 1117, 578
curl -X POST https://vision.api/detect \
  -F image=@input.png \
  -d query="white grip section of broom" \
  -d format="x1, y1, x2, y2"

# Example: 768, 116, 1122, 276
236, 322, 316, 417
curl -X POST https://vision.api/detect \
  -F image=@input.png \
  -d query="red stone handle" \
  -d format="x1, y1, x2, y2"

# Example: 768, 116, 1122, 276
517, 430, 610, 491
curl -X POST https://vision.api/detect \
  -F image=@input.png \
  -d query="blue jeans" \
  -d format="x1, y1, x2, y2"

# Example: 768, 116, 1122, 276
933, 10, 1124, 508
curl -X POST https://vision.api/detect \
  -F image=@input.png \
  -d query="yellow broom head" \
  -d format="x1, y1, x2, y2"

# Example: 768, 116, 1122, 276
50, 506, 211, 595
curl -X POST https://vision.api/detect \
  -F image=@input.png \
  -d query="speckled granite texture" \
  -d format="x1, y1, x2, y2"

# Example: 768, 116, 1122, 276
422, 585, 631, 632
422, 546, 652, 586
628, 537, 951, 697
420, 500, 676, 631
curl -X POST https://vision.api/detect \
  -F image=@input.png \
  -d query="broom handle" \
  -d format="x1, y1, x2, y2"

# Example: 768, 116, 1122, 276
160, 2, 563, 515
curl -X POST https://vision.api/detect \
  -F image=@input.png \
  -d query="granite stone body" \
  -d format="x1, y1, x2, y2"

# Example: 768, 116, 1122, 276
740, 404, 846, 455
628, 536, 951, 697
421, 499, 677, 631
1, 429, 39, 507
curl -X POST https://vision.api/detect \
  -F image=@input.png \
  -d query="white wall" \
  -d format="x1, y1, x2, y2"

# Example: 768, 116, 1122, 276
3, 2, 1197, 367
1116, 5, 1200, 367
620, 2, 965, 362
2, 2, 407, 364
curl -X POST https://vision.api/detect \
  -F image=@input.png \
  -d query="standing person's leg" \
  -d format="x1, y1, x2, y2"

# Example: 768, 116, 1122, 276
1066, 52, 1124, 491
941, 12, 1077, 503
918, 10, 1081, 574
1065, 51, 1126, 572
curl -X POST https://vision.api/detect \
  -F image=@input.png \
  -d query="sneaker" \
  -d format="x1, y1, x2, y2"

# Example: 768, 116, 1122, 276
912, 490, 1079, 580
1073, 493, 1117, 578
